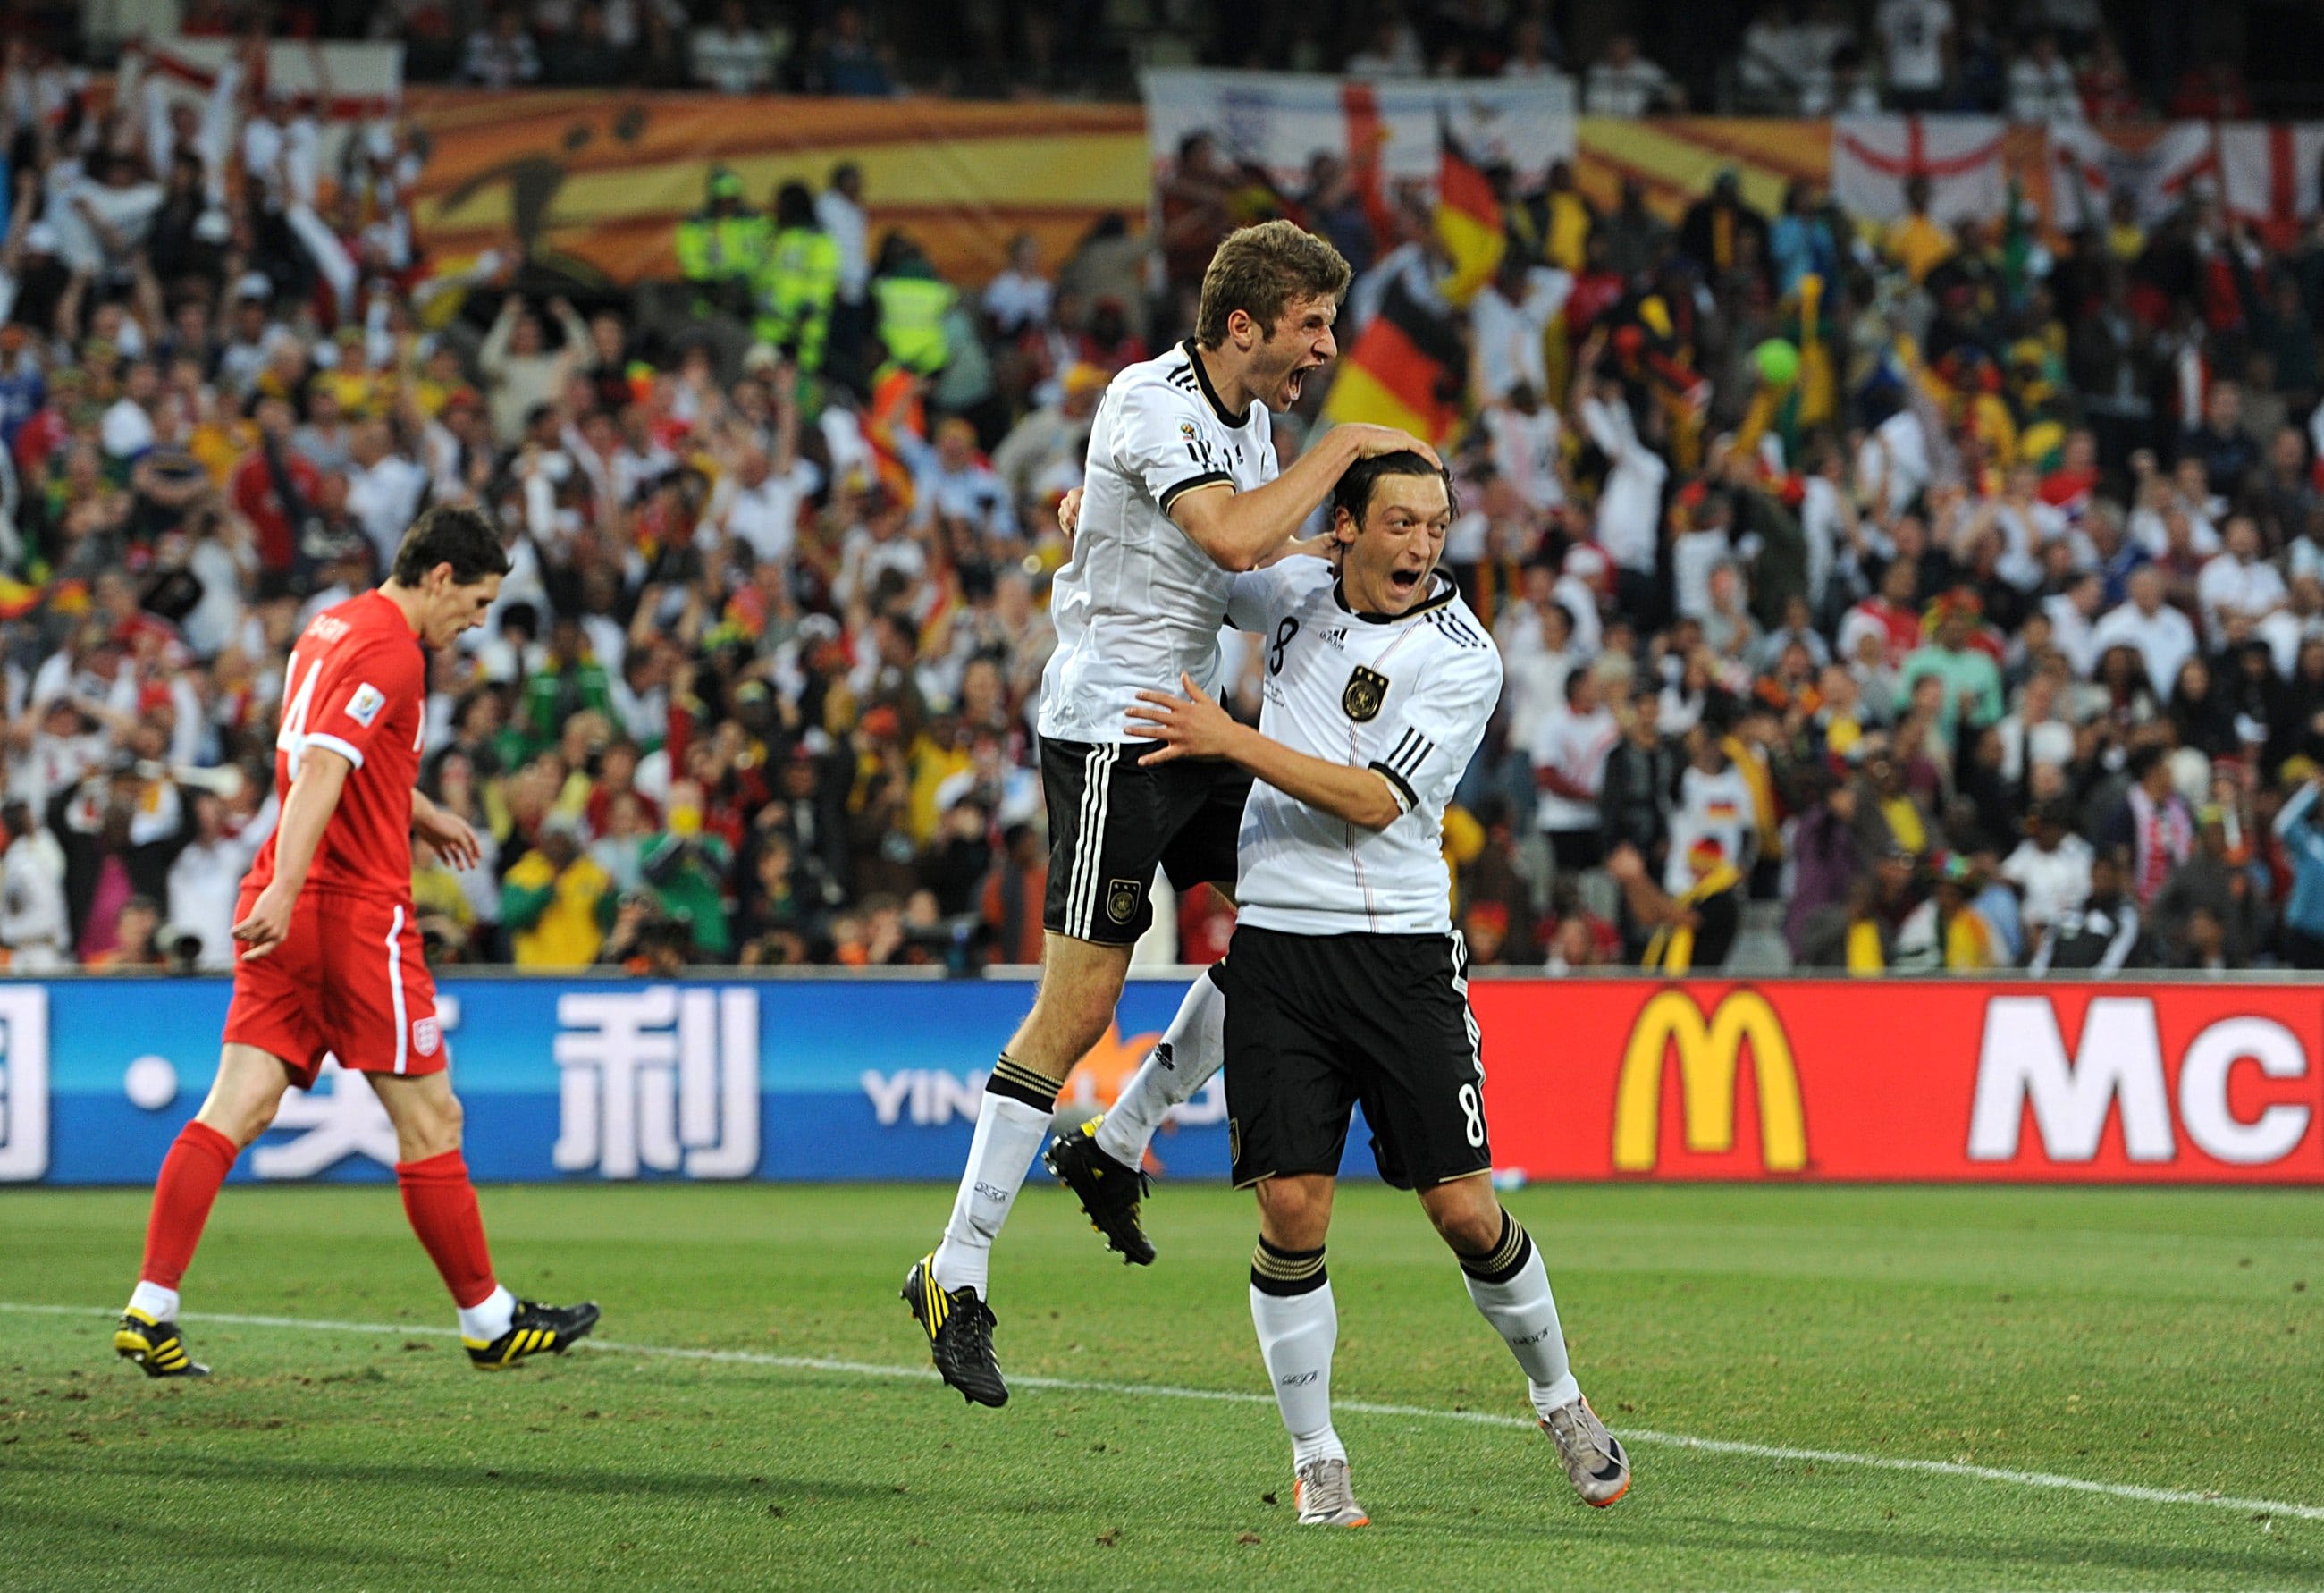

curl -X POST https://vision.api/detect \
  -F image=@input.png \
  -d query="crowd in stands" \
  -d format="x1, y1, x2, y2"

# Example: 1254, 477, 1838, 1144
49, 2, 2268, 122
11, 13, 2324, 978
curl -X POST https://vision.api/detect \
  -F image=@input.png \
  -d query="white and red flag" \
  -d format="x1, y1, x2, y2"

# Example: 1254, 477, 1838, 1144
1831, 114, 2009, 225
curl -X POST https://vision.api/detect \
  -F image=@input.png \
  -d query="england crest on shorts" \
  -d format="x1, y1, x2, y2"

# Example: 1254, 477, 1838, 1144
1342, 665, 1389, 722
412, 1016, 441, 1057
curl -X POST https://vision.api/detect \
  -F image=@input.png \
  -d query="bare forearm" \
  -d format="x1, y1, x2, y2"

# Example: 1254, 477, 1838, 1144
1179, 429, 1359, 571
1222, 721, 1402, 830
268, 752, 353, 892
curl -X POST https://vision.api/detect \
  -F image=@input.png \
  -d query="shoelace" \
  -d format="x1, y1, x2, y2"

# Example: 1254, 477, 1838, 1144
955, 1296, 996, 1367
1548, 1406, 1608, 1471
1301, 1461, 1357, 1515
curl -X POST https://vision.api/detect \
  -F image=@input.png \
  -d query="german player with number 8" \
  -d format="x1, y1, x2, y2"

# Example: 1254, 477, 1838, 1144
112, 507, 600, 1380
1125, 453, 1630, 1527
902, 220, 1441, 1407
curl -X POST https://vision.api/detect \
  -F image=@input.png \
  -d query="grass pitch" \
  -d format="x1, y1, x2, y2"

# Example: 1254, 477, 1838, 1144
2, 1181, 2320, 1590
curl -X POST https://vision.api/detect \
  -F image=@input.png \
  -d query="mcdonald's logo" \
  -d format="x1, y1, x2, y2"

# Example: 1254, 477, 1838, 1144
1612, 989, 1807, 1172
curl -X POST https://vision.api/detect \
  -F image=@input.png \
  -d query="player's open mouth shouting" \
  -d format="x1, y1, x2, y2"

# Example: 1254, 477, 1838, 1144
1260, 292, 1339, 411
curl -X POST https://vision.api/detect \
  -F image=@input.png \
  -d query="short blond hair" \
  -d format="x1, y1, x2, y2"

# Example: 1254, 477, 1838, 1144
1194, 221, 1352, 349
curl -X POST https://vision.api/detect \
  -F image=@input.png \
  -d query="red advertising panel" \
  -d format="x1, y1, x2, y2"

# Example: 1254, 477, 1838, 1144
1473, 980, 2324, 1184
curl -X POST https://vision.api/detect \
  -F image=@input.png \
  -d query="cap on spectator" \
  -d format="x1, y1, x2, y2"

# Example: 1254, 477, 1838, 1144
742, 342, 784, 373
708, 165, 745, 202
21, 222, 57, 254
234, 272, 274, 303
1062, 363, 1109, 400
860, 705, 902, 741
193, 208, 232, 245
734, 680, 770, 704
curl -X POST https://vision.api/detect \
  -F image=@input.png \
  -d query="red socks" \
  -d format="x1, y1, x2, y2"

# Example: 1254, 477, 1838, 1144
139, 1121, 240, 1290
143, 1129, 498, 1311
395, 1150, 500, 1310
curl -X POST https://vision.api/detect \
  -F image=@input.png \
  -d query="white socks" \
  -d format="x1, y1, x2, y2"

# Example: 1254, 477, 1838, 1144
459, 1284, 517, 1344
127, 1281, 180, 1324
1250, 1240, 1343, 1470
1460, 1214, 1583, 1417
1095, 970, 1225, 1167
931, 1089, 1054, 1300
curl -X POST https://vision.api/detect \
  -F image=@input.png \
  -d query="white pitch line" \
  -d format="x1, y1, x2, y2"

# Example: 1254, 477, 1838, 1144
8, 1301, 2321, 1525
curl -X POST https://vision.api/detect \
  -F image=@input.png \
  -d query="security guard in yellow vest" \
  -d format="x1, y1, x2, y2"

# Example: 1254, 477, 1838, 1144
753, 182, 842, 373
676, 167, 770, 320
871, 240, 956, 376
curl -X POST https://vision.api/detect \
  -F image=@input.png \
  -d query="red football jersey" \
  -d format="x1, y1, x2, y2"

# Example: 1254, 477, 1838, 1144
247, 590, 426, 904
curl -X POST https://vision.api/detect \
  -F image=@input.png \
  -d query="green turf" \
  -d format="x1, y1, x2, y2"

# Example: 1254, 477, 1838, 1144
3, 1182, 2320, 1591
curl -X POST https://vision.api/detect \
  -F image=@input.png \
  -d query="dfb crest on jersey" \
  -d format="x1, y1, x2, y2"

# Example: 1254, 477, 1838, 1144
1107, 878, 1142, 925
1342, 665, 1390, 722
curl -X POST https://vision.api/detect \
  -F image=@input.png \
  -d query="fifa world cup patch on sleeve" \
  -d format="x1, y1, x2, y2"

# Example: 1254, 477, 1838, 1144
345, 683, 387, 728
1342, 666, 1389, 722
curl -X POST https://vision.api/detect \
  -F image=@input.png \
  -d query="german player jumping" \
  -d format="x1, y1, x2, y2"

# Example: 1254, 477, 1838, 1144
902, 222, 1438, 1406
114, 507, 600, 1379
1125, 454, 1629, 1522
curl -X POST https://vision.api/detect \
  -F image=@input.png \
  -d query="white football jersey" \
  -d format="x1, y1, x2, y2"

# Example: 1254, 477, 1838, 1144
1225, 558, 1503, 936
1038, 341, 1279, 745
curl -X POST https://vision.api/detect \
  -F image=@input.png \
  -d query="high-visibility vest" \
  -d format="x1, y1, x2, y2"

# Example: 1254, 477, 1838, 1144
676, 211, 770, 288
872, 274, 956, 375
754, 227, 842, 368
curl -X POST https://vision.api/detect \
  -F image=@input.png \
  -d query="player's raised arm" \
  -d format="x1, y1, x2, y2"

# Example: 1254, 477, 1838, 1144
232, 745, 352, 959
1128, 672, 1405, 830
1169, 422, 1439, 573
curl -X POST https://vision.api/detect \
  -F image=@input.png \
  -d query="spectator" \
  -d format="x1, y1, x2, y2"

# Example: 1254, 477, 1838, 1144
2101, 744, 2195, 909
692, 0, 781, 93
2090, 566, 2199, 700
812, 4, 895, 97
0, 796, 68, 968
1612, 836, 1743, 971
1584, 35, 1681, 117
2030, 853, 2150, 971
500, 818, 613, 967
479, 295, 589, 447
1876, 0, 1954, 110
1530, 668, 1620, 874
2006, 31, 2082, 122
461, 8, 544, 88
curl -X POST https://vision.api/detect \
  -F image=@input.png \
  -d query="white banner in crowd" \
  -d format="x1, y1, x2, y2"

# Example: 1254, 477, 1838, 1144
1140, 68, 1577, 194
1830, 114, 2008, 225
2047, 119, 2217, 228
120, 36, 404, 183
2217, 122, 2324, 242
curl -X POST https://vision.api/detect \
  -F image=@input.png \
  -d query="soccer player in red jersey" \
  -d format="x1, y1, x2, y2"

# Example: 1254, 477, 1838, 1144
114, 507, 600, 1378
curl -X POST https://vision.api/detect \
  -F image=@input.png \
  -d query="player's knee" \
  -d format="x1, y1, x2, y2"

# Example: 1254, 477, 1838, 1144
1423, 1185, 1505, 1257
215, 1096, 277, 1149
1024, 987, 1116, 1067
415, 1092, 465, 1157
1253, 1177, 1330, 1248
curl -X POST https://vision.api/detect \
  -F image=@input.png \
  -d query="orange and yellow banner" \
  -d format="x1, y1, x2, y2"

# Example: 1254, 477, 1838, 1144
406, 88, 1150, 289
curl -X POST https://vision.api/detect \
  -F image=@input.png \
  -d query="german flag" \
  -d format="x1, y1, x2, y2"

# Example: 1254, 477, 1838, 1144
1321, 274, 1469, 445
1435, 120, 1504, 308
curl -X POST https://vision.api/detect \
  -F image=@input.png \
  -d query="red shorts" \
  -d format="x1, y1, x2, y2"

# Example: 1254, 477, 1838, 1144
223, 886, 446, 1090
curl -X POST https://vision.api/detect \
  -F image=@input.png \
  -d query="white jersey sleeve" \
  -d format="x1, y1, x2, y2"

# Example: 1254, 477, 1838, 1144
1112, 378, 1237, 520
1368, 641, 1502, 817
1225, 561, 1301, 632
